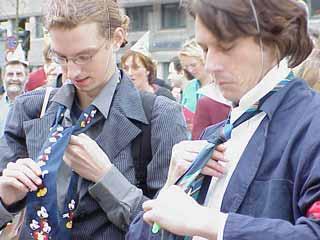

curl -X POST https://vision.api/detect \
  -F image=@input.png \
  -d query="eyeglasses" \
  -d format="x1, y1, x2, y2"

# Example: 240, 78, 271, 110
48, 41, 107, 66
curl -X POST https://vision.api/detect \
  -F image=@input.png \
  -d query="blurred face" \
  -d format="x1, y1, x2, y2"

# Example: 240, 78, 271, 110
4, 63, 28, 95
49, 22, 115, 99
44, 62, 62, 87
123, 55, 150, 90
168, 62, 183, 84
179, 55, 205, 81
195, 16, 275, 103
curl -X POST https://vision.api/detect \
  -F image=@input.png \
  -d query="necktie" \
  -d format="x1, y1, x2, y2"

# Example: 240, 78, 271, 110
160, 78, 292, 240
26, 104, 99, 240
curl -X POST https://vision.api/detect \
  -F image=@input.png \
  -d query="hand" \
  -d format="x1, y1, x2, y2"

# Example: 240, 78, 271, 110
166, 140, 227, 187
143, 185, 218, 239
0, 158, 42, 206
63, 133, 113, 182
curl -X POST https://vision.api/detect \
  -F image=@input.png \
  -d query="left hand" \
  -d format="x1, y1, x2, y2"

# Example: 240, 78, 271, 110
143, 185, 218, 239
63, 133, 113, 182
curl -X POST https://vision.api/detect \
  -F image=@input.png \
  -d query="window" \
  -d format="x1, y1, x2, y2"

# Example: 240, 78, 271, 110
126, 6, 153, 32
35, 16, 44, 38
162, 62, 170, 82
161, 3, 186, 29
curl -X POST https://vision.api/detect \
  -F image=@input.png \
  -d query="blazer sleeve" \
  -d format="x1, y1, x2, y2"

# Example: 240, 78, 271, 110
1, 96, 30, 168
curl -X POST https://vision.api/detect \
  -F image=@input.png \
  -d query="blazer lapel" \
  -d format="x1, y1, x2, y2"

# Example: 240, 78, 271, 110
221, 118, 269, 213
78, 73, 148, 200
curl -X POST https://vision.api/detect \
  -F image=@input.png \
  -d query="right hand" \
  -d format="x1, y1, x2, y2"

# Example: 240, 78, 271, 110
165, 140, 227, 187
0, 158, 42, 206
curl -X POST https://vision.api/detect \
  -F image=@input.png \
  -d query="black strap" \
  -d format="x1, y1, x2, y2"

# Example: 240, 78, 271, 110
132, 91, 157, 198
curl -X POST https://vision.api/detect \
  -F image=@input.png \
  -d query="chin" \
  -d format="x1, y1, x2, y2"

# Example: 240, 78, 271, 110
7, 86, 23, 93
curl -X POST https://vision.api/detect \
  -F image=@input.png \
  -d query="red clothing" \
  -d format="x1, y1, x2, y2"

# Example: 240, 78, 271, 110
25, 68, 47, 91
192, 96, 230, 140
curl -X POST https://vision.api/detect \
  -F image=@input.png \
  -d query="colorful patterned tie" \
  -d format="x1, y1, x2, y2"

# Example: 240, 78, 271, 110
26, 104, 99, 240
156, 78, 292, 240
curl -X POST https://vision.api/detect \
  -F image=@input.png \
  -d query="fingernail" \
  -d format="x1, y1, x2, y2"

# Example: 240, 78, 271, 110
36, 179, 42, 185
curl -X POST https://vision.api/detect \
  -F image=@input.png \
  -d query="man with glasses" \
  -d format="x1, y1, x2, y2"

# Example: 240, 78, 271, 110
0, 0, 187, 239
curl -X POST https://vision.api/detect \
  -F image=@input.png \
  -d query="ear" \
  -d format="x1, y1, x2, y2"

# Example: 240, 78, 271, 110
112, 27, 125, 52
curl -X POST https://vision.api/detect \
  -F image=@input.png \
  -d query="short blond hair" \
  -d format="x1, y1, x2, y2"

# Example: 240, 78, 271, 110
179, 38, 204, 63
44, 0, 129, 41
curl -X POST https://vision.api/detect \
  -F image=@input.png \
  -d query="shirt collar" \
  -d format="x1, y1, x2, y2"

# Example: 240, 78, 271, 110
52, 68, 120, 120
92, 69, 120, 119
231, 60, 291, 123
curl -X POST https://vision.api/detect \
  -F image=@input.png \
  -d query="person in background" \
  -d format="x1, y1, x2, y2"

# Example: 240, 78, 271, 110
294, 48, 320, 89
168, 57, 188, 102
294, 34, 320, 90
179, 39, 213, 135
128, 0, 320, 239
0, 45, 29, 136
121, 50, 176, 100
25, 42, 62, 91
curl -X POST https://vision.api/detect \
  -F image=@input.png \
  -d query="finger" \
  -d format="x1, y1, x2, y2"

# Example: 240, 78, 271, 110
174, 140, 208, 154
15, 158, 42, 176
216, 144, 226, 152
178, 152, 199, 163
3, 169, 39, 192
65, 144, 80, 157
202, 166, 224, 178
69, 135, 83, 145
142, 200, 155, 212
143, 210, 155, 226
205, 160, 226, 174
0, 176, 29, 193
78, 133, 92, 140
6, 161, 42, 185
173, 160, 191, 177
63, 150, 79, 168
211, 149, 228, 162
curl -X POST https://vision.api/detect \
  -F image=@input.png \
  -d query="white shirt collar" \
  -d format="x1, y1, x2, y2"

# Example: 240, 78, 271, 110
231, 60, 291, 123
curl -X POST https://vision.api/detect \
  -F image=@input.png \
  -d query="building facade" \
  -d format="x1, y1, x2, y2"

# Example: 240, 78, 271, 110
0, 0, 319, 80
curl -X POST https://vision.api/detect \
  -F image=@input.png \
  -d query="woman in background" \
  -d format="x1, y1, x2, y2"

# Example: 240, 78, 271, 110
121, 50, 175, 100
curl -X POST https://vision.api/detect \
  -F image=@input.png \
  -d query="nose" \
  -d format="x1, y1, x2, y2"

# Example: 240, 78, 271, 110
204, 50, 224, 74
127, 67, 134, 77
11, 73, 19, 80
65, 61, 82, 80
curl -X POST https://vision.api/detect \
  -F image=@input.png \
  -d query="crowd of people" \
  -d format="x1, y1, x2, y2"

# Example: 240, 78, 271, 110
0, 0, 319, 239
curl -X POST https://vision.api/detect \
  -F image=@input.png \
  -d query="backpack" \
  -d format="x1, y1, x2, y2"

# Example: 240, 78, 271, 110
131, 91, 157, 199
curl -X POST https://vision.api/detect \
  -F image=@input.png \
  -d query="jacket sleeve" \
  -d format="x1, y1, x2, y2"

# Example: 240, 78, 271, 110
89, 96, 188, 231
1, 90, 49, 168
222, 113, 320, 240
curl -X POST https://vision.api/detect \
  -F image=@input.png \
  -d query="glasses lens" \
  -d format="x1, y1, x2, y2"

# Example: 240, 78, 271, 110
74, 55, 92, 65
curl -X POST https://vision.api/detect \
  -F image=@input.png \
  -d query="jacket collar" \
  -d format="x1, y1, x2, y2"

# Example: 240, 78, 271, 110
50, 70, 148, 125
